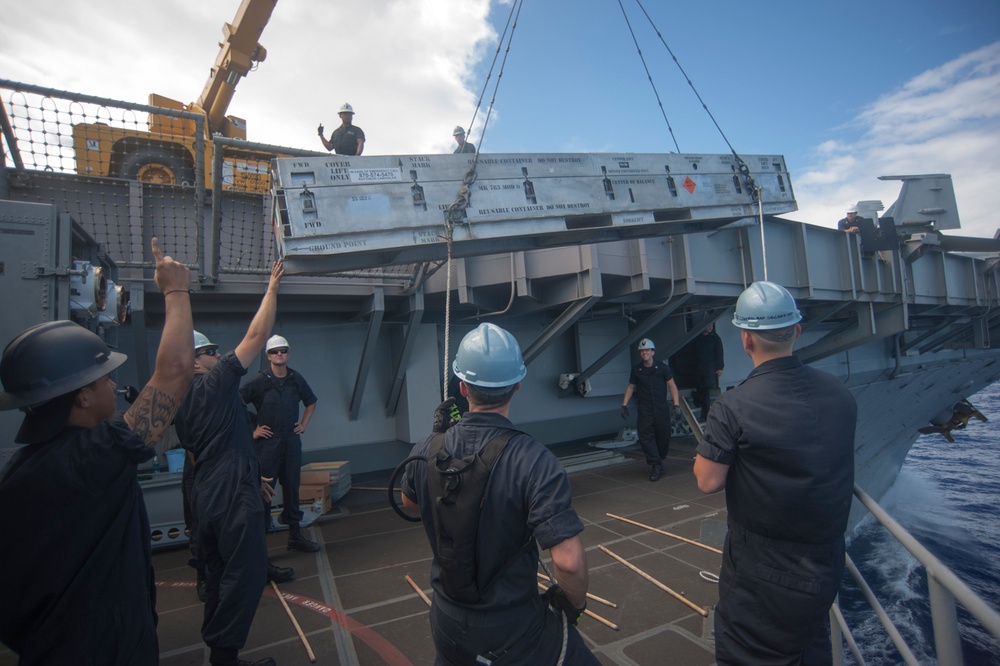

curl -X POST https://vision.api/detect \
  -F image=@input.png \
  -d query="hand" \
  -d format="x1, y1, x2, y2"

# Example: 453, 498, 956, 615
620, 405, 629, 420
151, 236, 191, 295
254, 425, 273, 440
433, 397, 461, 433
317, 123, 324, 136
293, 422, 306, 435
541, 584, 585, 626
268, 260, 284, 288
260, 476, 275, 502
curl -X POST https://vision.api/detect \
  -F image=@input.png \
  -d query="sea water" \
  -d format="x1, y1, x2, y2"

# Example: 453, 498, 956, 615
843, 382, 1000, 664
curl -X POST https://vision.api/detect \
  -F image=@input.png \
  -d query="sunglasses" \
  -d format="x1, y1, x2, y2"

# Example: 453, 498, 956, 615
267, 348, 289, 355
196, 348, 218, 358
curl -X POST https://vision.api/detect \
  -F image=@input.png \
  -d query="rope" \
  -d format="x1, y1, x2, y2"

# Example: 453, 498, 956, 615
441, 0, 525, 400
756, 185, 768, 281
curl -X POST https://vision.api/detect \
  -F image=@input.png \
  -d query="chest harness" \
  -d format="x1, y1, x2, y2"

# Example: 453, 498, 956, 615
389, 429, 535, 604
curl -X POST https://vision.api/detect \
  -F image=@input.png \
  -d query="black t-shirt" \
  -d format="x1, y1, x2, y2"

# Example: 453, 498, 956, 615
331, 124, 365, 155
628, 360, 675, 414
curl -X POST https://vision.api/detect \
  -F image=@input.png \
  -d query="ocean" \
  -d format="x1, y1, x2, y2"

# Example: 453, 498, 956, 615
843, 382, 1000, 664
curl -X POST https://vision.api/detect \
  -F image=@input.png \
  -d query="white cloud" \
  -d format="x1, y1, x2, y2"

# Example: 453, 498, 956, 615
791, 41, 1000, 238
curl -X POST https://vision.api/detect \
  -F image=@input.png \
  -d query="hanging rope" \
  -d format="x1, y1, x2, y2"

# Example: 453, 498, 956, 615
615, 0, 680, 153
442, 0, 526, 401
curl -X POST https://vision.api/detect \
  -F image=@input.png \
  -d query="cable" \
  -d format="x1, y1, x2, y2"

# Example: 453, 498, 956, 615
615, 0, 680, 152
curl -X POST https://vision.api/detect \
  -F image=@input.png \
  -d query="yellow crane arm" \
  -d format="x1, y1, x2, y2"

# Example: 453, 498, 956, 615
195, 0, 278, 137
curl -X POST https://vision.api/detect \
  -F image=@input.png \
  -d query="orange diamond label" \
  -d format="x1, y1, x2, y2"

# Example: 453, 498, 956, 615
683, 177, 696, 194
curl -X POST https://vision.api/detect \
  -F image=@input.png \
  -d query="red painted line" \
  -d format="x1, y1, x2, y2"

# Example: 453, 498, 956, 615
263, 588, 413, 666
155, 581, 414, 666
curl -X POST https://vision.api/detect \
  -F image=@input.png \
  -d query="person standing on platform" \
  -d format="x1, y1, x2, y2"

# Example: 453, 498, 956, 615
838, 206, 861, 233
621, 338, 680, 482
0, 238, 193, 664
241, 335, 320, 553
452, 126, 476, 154
694, 281, 857, 666
318, 103, 365, 156
174, 261, 288, 666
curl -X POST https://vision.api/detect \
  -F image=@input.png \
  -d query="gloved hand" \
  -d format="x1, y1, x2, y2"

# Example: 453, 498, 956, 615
432, 397, 462, 433
317, 123, 325, 136
116, 385, 140, 404
620, 405, 629, 420
541, 583, 586, 626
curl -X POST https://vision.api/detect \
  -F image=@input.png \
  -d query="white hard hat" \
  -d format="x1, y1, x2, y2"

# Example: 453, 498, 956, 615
266, 335, 289, 352
637, 338, 655, 351
339, 103, 354, 114
846, 205, 858, 214
453, 126, 466, 136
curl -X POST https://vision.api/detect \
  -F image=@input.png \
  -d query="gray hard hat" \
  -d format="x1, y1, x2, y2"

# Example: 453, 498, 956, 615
732, 281, 802, 330
453, 323, 527, 388
637, 338, 655, 351
193, 330, 218, 353
0, 320, 127, 411
453, 126, 466, 136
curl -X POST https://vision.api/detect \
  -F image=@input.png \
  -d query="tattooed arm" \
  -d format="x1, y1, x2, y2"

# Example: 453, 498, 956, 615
124, 238, 195, 446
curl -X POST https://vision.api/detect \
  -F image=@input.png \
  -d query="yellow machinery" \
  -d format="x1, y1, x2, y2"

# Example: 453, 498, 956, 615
72, 0, 280, 192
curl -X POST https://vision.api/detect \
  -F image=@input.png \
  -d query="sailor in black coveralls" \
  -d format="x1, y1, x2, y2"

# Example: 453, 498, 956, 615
694, 281, 856, 665
401, 323, 600, 665
0, 239, 194, 664
174, 261, 286, 666
621, 337, 681, 482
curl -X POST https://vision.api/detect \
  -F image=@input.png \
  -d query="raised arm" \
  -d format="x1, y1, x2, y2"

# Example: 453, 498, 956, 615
124, 238, 194, 446
234, 261, 283, 368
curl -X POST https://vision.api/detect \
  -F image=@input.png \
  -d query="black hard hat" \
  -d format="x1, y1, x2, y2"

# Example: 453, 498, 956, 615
0, 320, 127, 411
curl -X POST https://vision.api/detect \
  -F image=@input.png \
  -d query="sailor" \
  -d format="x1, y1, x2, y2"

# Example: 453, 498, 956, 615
0, 239, 194, 663
838, 205, 861, 233
691, 323, 725, 421
693, 281, 857, 665
621, 338, 681, 481
318, 102, 366, 155
452, 125, 476, 154
240, 334, 321, 552
401, 323, 600, 665
173, 261, 288, 666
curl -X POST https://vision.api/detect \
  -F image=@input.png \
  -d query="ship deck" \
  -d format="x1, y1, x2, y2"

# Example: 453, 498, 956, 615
148, 437, 724, 666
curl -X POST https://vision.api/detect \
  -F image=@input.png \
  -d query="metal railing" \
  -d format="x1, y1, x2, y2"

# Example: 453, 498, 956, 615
831, 483, 1000, 665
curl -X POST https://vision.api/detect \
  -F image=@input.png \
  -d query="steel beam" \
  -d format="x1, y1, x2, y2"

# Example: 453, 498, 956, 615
349, 287, 384, 420
386, 291, 424, 415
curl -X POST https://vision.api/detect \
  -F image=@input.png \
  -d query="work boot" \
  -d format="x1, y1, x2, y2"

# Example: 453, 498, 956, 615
649, 464, 664, 482
266, 561, 295, 584
236, 659, 276, 666
196, 572, 207, 602
287, 523, 320, 553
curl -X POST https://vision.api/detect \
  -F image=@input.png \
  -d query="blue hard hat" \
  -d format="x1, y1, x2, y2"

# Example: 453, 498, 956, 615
732, 281, 802, 330
453, 323, 527, 388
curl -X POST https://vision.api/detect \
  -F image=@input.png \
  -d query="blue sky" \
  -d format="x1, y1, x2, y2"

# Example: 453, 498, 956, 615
2, 0, 999, 235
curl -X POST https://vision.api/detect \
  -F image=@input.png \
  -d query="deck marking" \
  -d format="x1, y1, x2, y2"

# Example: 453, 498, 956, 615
263, 588, 412, 666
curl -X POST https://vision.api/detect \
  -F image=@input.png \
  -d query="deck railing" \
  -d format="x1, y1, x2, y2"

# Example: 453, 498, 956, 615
831, 483, 1000, 665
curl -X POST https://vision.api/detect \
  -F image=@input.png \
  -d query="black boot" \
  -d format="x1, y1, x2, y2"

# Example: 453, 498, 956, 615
196, 572, 207, 602
649, 464, 663, 482
266, 561, 295, 583
237, 659, 276, 666
287, 523, 320, 553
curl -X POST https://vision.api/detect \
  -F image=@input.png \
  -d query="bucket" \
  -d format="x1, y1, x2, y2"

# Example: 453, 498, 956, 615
164, 448, 186, 473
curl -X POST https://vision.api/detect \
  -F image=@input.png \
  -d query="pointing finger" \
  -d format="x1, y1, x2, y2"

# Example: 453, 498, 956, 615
151, 237, 164, 264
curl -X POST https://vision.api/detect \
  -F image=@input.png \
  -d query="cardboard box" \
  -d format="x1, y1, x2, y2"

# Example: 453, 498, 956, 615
299, 483, 332, 514
301, 461, 351, 485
